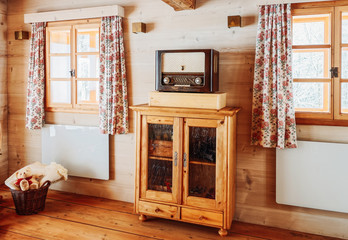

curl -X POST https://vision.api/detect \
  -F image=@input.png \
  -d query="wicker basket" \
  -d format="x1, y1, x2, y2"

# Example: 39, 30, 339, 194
10, 181, 51, 215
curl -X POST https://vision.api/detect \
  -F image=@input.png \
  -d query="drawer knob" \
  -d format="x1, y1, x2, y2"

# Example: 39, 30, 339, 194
199, 215, 207, 221
155, 207, 162, 213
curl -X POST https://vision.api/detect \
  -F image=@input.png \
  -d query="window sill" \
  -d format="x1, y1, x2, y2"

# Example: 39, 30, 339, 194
45, 108, 98, 115
296, 118, 348, 127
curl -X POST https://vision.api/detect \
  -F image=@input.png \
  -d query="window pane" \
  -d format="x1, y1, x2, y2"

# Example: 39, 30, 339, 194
341, 48, 348, 79
77, 81, 99, 104
341, 83, 348, 113
50, 56, 71, 78
294, 82, 330, 112
77, 55, 99, 78
77, 28, 99, 52
293, 49, 330, 79
342, 13, 348, 44
50, 30, 70, 53
293, 14, 330, 45
50, 81, 71, 104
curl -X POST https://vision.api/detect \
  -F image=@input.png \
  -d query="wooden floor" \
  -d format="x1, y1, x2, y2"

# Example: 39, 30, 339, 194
0, 186, 343, 240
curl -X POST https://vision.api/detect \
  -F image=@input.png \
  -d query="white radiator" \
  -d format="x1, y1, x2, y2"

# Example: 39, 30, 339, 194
276, 140, 348, 213
42, 124, 109, 180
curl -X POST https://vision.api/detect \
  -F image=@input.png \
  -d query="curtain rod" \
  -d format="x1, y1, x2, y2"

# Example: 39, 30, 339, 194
24, 5, 124, 24
257, 3, 291, 6
257, 0, 327, 6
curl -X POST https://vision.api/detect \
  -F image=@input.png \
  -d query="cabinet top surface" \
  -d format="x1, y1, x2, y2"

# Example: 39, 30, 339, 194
130, 104, 241, 117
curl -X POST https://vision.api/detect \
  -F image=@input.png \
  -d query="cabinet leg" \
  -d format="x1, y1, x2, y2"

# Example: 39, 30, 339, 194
139, 214, 147, 222
218, 228, 228, 237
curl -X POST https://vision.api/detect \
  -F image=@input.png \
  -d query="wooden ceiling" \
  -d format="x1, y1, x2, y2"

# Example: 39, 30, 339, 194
161, 0, 196, 11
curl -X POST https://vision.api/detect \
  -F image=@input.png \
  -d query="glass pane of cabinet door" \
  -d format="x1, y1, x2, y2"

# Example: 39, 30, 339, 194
183, 118, 225, 210
140, 116, 180, 203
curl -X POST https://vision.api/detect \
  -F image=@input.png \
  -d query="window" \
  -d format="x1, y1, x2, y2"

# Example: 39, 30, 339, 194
293, 4, 348, 123
46, 19, 100, 113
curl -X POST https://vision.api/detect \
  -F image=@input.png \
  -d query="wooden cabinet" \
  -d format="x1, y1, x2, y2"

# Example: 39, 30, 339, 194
130, 104, 240, 236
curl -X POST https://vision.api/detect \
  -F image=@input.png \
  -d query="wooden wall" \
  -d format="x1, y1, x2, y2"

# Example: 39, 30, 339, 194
0, 0, 7, 183
6, 0, 348, 239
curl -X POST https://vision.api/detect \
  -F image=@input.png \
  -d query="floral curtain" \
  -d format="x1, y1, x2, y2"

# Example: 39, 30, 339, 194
251, 4, 297, 149
25, 22, 46, 130
99, 16, 129, 135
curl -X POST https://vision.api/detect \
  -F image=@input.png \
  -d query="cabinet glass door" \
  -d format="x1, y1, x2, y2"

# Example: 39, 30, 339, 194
183, 118, 225, 209
141, 116, 180, 203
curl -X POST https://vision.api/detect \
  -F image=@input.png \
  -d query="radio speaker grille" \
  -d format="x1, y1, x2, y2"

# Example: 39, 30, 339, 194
162, 52, 205, 73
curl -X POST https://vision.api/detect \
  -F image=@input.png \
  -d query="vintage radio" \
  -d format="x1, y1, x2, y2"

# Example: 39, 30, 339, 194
155, 49, 219, 93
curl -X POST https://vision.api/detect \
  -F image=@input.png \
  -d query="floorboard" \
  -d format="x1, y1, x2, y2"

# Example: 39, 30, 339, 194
0, 188, 344, 240
0, 229, 41, 240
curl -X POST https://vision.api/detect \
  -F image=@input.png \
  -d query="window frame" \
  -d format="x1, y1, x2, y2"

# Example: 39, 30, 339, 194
45, 18, 101, 114
334, 5, 348, 120
292, 7, 334, 120
292, 1, 348, 126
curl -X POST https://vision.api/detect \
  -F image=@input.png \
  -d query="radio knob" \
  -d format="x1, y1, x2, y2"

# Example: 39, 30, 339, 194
163, 77, 171, 84
194, 77, 202, 85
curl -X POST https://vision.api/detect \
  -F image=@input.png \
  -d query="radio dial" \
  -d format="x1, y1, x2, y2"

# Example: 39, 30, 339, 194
194, 77, 203, 85
163, 77, 171, 84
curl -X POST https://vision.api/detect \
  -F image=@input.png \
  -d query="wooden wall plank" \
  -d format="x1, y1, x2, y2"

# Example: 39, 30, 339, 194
0, 0, 6, 15
235, 205, 348, 240
6, 0, 348, 239
0, 1, 7, 183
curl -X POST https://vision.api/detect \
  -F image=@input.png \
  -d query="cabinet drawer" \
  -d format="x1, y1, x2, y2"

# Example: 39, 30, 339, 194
181, 208, 223, 227
139, 201, 179, 220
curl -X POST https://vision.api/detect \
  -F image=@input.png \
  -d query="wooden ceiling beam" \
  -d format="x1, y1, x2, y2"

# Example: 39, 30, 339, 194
161, 0, 196, 11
